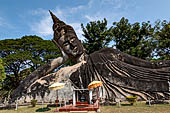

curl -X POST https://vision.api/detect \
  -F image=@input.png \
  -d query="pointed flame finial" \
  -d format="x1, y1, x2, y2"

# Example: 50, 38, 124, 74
49, 10, 60, 24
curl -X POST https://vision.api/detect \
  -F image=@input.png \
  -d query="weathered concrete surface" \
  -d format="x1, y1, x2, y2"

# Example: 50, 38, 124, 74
11, 61, 85, 103
70, 48, 170, 100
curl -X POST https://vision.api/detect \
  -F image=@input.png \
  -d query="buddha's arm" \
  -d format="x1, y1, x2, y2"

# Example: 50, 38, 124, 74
45, 39, 69, 74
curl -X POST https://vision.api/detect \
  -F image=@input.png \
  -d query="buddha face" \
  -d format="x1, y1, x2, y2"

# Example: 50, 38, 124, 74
53, 24, 84, 58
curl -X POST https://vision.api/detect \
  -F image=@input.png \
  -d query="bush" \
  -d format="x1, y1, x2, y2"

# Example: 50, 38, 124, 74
31, 99, 37, 107
126, 96, 137, 105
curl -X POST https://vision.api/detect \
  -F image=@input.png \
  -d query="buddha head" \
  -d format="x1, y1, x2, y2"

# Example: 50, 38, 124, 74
49, 11, 85, 59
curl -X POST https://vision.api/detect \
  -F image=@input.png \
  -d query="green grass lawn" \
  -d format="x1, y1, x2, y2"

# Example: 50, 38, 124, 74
100, 102, 170, 113
0, 102, 170, 113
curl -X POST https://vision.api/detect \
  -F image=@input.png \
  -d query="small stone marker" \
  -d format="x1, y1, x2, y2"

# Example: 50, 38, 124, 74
15, 98, 19, 110
148, 98, 151, 107
115, 98, 121, 107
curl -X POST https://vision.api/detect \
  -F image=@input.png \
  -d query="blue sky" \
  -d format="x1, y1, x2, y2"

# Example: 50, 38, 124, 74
0, 0, 170, 40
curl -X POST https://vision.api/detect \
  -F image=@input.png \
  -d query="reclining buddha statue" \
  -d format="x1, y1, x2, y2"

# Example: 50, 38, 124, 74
11, 11, 170, 102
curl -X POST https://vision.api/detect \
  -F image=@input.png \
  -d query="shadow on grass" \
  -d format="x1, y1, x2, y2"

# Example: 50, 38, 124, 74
121, 104, 133, 106
36, 107, 51, 112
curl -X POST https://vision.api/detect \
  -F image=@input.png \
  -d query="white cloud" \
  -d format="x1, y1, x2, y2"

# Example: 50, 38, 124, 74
53, 8, 65, 20
31, 15, 52, 37
83, 0, 136, 25
29, 0, 136, 40
30, 7, 86, 40
101, 0, 131, 9
84, 15, 95, 21
84, 12, 108, 22
70, 5, 85, 13
30, 8, 66, 38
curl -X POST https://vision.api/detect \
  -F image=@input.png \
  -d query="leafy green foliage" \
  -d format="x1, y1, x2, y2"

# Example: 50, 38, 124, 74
126, 96, 137, 105
0, 35, 60, 97
82, 17, 170, 60
0, 58, 6, 92
111, 17, 156, 60
154, 20, 170, 60
81, 18, 112, 54
0, 59, 6, 100
0, 59, 6, 82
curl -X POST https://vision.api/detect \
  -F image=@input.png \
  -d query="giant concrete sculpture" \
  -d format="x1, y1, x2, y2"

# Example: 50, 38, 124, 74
11, 11, 170, 102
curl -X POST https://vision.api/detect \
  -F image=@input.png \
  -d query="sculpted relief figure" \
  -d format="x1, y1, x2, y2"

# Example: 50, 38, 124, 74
11, 11, 170, 102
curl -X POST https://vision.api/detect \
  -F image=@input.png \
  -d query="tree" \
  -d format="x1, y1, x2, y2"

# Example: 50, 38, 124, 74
0, 58, 6, 84
0, 36, 60, 90
81, 18, 112, 54
111, 17, 156, 60
0, 59, 6, 100
154, 20, 170, 60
